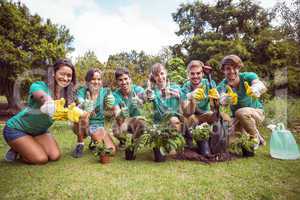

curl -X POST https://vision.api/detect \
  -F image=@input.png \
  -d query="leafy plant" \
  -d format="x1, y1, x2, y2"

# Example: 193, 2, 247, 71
92, 141, 113, 157
191, 123, 212, 142
229, 133, 256, 155
141, 114, 186, 156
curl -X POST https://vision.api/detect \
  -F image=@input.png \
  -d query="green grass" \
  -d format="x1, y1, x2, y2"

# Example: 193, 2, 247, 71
0, 124, 300, 200
1, 98, 300, 200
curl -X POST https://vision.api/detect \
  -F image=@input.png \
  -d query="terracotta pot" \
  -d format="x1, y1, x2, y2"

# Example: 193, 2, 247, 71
99, 155, 110, 164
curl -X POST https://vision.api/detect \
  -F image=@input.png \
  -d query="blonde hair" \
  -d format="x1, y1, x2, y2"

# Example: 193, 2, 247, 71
187, 60, 204, 72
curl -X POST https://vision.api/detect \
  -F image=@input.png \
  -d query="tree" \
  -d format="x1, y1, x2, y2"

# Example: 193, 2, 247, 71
104, 50, 162, 88
166, 57, 186, 84
75, 50, 103, 83
0, 1, 74, 110
172, 0, 271, 40
274, 0, 300, 45
171, 0, 300, 96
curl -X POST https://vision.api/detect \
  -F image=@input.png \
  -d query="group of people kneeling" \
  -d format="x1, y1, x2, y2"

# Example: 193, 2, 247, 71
2, 54, 267, 164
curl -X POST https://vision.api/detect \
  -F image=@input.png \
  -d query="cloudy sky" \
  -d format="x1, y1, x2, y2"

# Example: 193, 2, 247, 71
19, 0, 281, 62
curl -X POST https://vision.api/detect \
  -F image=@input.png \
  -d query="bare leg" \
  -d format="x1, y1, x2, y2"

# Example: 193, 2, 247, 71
8, 135, 48, 165
34, 133, 60, 161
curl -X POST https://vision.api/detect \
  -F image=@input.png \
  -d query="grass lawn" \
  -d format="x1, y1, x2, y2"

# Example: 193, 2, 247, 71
0, 122, 299, 200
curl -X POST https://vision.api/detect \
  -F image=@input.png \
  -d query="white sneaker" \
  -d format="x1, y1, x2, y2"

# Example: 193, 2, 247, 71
4, 149, 18, 162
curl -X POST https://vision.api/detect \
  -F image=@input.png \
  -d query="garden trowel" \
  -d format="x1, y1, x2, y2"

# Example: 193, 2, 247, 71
204, 66, 229, 154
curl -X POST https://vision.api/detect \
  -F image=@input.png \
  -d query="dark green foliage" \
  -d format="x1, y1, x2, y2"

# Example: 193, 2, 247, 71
171, 0, 300, 96
229, 133, 256, 155
0, 1, 74, 108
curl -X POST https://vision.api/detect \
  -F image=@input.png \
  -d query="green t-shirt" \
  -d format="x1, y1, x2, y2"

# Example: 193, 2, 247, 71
181, 79, 215, 112
113, 84, 144, 117
152, 83, 185, 123
76, 86, 114, 126
217, 72, 263, 117
6, 81, 53, 135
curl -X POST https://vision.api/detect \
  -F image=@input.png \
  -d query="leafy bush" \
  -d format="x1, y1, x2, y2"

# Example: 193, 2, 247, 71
229, 133, 256, 155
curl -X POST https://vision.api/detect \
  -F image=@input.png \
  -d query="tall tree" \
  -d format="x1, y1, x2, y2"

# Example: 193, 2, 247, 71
0, 1, 74, 109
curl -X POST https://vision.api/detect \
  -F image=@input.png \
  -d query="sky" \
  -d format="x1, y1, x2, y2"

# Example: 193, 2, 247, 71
19, 0, 282, 63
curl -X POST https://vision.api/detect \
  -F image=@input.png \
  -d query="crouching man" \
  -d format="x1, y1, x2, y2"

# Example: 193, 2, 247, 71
217, 55, 267, 149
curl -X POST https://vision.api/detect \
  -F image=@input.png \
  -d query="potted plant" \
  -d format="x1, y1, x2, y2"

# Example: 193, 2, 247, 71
142, 119, 186, 162
191, 123, 212, 156
229, 133, 256, 157
92, 141, 114, 164
139, 102, 185, 162
122, 132, 137, 160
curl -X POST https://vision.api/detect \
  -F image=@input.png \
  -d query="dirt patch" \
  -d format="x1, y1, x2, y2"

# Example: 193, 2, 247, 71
173, 147, 236, 164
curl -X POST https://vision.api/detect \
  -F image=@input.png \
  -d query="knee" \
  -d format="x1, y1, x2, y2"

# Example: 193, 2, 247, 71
49, 151, 60, 161
169, 117, 182, 132
30, 154, 48, 165
235, 108, 250, 120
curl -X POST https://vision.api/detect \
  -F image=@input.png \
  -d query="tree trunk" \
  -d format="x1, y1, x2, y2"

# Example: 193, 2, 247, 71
4, 80, 20, 114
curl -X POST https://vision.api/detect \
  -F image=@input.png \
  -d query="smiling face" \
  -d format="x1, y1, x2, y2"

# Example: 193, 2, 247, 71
117, 74, 132, 94
188, 66, 203, 87
153, 68, 167, 88
88, 71, 102, 92
222, 64, 240, 85
55, 65, 73, 88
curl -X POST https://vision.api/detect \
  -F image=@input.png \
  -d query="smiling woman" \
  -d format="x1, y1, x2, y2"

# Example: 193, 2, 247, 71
2, 59, 83, 165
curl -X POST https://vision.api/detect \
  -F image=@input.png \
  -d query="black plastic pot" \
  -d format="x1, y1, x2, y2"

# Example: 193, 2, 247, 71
153, 148, 166, 162
242, 147, 255, 157
125, 149, 136, 160
197, 140, 211, 157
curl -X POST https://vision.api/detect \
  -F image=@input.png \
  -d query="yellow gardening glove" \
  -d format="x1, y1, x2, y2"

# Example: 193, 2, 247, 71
226, 86, 238, 105
244, 82, 255, 97
194, 86, 206, 101
40, 98, 68, 121
67, 103, 85, 123
208, 88, 219, 100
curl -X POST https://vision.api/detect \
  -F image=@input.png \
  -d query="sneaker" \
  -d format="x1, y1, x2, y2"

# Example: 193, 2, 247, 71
72, 144, 84, 158
4, 148, 18, 162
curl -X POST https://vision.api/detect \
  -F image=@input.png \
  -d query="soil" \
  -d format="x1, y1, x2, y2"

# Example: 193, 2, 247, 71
173, 147, 236, 164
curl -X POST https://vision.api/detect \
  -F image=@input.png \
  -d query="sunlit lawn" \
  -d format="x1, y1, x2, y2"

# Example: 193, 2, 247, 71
0, 121, 299, 200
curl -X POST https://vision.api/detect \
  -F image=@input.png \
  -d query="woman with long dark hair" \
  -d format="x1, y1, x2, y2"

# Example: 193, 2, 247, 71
72, 68, 117, 158
3, 59, 84, 164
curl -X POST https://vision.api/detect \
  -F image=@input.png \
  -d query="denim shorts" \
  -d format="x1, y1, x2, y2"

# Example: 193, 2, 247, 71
88, 124, 104, 136
3, 125, 28, 142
